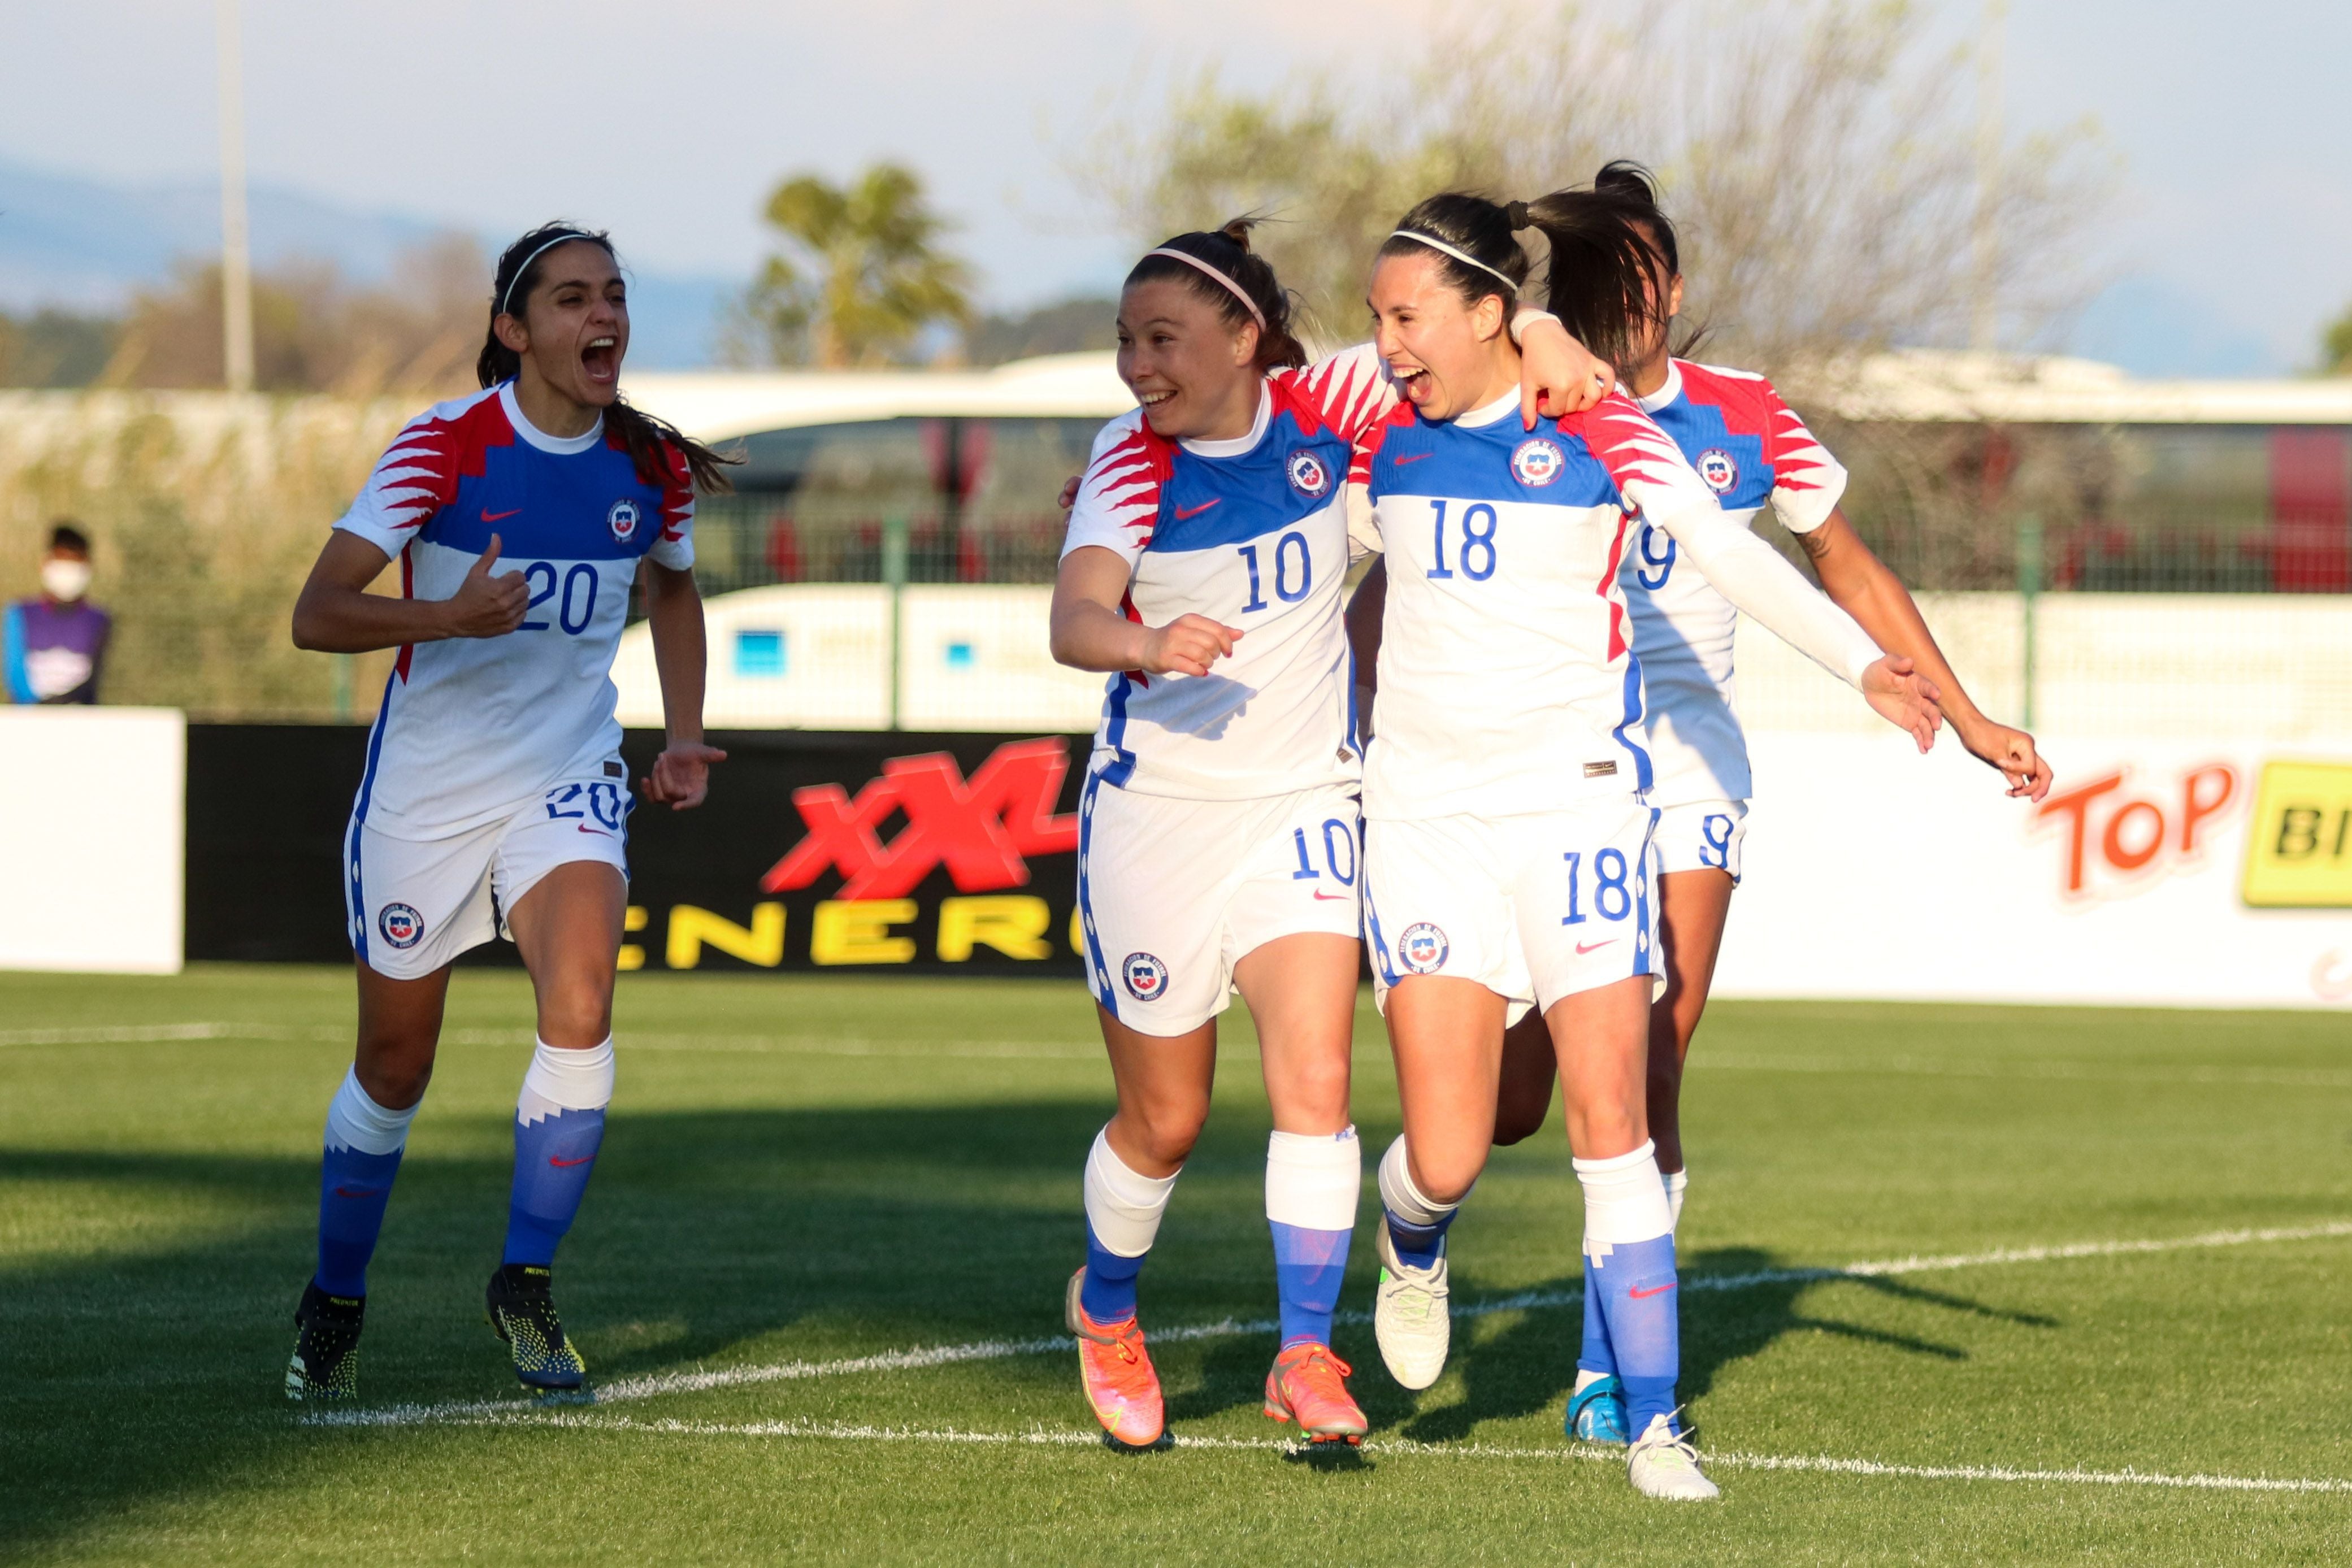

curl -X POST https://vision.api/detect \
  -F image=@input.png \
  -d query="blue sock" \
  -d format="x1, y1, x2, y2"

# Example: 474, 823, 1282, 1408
1385, 1208, 1455, 1271
316, 1145, 402, 1296
1080, 1221, 1145, 1322
1578, 1252, 1619, 1377
503, 1105, 607, 1266
1271, 1222, 1352, 1348
1591, 1232, 1680, 1436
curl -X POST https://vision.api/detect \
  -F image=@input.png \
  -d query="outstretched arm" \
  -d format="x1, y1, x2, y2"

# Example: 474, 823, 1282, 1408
1796, 511, 2051, 800
639, 558, 725, 809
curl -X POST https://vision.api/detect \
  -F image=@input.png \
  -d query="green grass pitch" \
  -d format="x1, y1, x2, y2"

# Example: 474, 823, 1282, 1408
4, 965, 2350, 1565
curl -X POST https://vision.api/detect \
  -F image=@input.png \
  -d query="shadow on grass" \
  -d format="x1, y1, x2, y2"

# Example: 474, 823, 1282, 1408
0, 1096, 1173, 1557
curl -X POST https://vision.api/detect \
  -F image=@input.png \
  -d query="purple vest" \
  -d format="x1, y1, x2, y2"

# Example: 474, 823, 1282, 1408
5, 598, 111, 703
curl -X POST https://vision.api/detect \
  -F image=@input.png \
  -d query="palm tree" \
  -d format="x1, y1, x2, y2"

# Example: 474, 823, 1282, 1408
744, 164, 973, 368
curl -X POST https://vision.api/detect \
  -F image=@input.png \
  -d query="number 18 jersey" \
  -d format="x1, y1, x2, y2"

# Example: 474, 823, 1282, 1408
333, 382, 695, 839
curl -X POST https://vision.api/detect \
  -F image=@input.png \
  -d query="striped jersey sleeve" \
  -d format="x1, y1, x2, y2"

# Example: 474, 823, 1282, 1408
332, 390, 493, 557
649, 440, 696, 570
1282, 342, 1398, 444
1759, 382, 1848, 533
1060, 410, 1167, 567
1571, 394, 1722, 532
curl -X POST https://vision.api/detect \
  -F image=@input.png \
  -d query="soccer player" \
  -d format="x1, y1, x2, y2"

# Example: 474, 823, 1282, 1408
281, 224, 732, 1401
1463, 166, 2052, 1450
1049, 219, 1609, 1450
1348, 191, 1941, 1498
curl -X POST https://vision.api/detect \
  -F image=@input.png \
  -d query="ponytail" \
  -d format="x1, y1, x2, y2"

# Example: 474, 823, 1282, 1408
478, 222, 739, 494
1124, 218, 1308, 371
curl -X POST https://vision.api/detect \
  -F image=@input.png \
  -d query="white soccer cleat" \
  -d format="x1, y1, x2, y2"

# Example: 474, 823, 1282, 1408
1372, 1219, 1451, 1391
1626, 1413, 1720, 1501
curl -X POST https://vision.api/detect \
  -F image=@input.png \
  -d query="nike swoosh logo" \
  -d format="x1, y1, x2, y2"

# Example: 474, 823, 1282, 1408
481, 507, 521, 522
1312, 891, 1350, 901
548, 1154, 596, 1167
332, 1185, 386, 1198
576, 825, 614, 836
1392, 452, 1434, 466
1574, 939, 1617, 954
1173, 499, 1221, 520
1629, 1282, 1677, 1299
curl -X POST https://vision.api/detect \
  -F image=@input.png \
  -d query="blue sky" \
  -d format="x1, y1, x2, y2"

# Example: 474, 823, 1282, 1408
0, 1, 2343, 375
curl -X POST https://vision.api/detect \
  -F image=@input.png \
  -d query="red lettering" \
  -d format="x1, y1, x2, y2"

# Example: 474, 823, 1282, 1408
2179, 764, 2238, 854
762, 738, 1080, 900
2101, 798, 2167, 873
2034, 771, 2125, 894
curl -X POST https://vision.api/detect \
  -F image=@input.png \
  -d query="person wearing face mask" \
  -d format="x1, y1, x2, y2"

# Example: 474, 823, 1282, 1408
5, 523, 111, 705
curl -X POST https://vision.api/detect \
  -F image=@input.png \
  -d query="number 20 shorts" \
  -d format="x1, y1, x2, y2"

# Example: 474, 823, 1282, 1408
1075, 774, 1363, 1037
1364, 796, 1663, 1021
345, 773, 632, 980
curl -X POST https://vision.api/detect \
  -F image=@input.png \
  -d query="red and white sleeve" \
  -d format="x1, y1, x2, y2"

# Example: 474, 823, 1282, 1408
334, 407, 463, 558
1761, 384, 1848, 534
1060, 413, 1165, 568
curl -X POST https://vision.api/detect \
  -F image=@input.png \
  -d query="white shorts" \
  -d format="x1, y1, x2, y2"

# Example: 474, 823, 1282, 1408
1075, 774, 1362, 1037
1364, 797, 1661, 1018
1654, 798, 1748, 883
346, 774, 632, 980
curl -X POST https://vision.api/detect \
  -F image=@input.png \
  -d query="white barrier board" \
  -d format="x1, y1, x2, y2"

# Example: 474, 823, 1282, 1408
0, 707, 184, 974
1720, 732, 2352, 1009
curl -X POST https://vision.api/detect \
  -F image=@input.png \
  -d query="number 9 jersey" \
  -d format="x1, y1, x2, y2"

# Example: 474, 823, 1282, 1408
333, 381, 695, 839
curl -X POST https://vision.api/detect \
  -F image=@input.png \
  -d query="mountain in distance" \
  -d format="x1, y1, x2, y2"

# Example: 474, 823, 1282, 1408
0, 155, 730, 370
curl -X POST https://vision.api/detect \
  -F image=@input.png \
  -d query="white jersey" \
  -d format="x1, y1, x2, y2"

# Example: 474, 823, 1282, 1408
1355, 388, 1880, 823
1621, 359, 1848, 806
1060, 345, 1395, 800
334, 382, 695, 839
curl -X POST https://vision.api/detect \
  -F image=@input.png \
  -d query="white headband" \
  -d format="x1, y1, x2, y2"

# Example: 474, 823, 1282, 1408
1144, 247, 1268, 331
498, 231, 597, 316
1388, 229, 1521, 297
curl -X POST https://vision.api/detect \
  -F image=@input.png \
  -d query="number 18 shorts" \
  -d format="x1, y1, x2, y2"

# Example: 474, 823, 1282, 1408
1364, 796, 1663, 1019
346, 773, 633, 980
1075, 773, 1362, 1037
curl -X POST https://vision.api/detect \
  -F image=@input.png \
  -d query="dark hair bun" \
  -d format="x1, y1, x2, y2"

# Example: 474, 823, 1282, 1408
1504, 201, 1531, 231
1218, 217, 1256, 253
1594, 161, 1659, 203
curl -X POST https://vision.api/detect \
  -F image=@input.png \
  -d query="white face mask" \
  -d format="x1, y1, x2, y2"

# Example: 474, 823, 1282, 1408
41, 559, 92, 602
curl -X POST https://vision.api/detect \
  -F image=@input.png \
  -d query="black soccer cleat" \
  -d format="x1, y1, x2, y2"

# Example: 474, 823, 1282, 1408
484, 1262, 589, 1397
286, 1280, 366, 1401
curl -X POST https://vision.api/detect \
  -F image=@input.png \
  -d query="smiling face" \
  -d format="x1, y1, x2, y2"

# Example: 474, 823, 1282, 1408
1114, 277, 1262, 442
494, 240, 630, 413
1368, 251, 1516, 423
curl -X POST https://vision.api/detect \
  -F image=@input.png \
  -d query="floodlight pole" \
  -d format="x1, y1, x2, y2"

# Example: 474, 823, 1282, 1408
215, 0, 255, 393
1970, 0, 2007, 353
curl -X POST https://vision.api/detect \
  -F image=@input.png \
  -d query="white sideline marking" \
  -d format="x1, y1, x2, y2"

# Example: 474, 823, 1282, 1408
0, 1022, 258, 1047
381, 1411, 2352, 1496
1708, 1051, 2352, 1092
307, 1220, 2352, 1431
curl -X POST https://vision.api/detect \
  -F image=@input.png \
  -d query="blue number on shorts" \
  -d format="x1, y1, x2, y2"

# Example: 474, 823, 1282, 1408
1238, 544, 1269, 613
1561, 846, 1634, 925
1460, 504, 1498, 581
1426, 501, 1455, 580
520, 562, 559, 629
558, 563, 598, 633
544, 783, 586, 820
1320, 818, 1356, 885
588, 782, 624, 830
1634, 523, 1676, 590
1698, 812, 1733, 871
1290, 828, 1320, 880
1274, 531, 1312, 602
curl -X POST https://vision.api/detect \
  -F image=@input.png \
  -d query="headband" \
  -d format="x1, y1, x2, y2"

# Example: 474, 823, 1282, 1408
1388, 229, 1521, 297
1143, 246, 1267, 331
498, 231, 597, 316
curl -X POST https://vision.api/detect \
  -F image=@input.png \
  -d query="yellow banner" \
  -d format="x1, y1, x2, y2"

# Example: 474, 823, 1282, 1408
2241, 760, 2352, 908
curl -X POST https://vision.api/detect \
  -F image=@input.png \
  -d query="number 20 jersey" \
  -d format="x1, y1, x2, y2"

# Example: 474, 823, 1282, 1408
1061, 349, 1395, 801
1621, 359, 1848, 807
1353, 391, 1725, 822
333, 382, 695, 839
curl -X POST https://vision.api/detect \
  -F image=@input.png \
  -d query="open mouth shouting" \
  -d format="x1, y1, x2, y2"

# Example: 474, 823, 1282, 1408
581, 335, 619, 386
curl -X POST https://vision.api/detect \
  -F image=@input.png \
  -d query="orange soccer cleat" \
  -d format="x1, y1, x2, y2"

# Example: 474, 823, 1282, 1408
1065, 1269, 1165, 1449
1261, 1341, 1368, 1444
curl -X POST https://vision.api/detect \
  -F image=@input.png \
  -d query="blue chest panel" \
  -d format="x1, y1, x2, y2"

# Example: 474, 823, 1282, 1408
1648, 398, 1770, 511
1148, 425, 1351, 553
1368, 417, 1621, 508
424, 442, 665, 562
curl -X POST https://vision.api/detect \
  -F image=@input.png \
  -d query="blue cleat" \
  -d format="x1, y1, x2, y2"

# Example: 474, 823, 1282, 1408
1567, 1374, 1631, 1445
